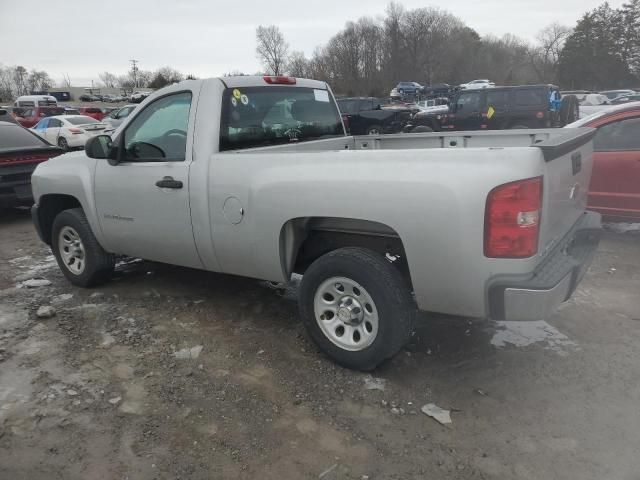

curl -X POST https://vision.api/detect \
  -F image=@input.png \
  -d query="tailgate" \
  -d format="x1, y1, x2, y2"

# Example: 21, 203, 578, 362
536, 127, 597, 254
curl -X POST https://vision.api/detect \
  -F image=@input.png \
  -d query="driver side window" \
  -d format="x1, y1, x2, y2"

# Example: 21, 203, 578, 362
123, 92, 192, 162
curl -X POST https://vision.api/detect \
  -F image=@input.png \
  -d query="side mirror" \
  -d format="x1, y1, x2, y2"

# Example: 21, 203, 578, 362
85, 135, 113, 160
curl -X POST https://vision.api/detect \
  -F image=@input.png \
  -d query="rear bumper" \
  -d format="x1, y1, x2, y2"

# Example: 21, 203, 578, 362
488, 211, 601, 321
0, 164, 37, 207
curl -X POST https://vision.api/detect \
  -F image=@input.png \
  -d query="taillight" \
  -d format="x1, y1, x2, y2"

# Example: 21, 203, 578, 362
484, 176, 542, 258
69, 127, 83, 134
263, 75, 296, 85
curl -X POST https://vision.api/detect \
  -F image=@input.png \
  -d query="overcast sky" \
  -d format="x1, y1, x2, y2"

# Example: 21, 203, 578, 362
0, 0, 625, 86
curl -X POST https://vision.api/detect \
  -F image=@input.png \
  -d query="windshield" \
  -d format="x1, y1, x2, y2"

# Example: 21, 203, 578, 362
219, 86, 344, 151
65, 116, 99, 125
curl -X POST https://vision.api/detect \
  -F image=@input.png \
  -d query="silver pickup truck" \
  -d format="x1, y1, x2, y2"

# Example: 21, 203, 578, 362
31, 76, 601, 370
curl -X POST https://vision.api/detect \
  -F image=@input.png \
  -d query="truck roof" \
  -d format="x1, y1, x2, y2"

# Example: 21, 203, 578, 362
218, 76, 328, 90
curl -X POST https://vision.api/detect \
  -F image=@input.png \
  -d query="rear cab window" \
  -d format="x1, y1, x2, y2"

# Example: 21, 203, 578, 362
220, 86, 344, 151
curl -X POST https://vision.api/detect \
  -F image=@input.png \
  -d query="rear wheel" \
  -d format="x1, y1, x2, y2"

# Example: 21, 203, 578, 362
51, 208, 115, 287
366, 125, 383, 135
57, 137, 69, 151
299, 247, 415, 370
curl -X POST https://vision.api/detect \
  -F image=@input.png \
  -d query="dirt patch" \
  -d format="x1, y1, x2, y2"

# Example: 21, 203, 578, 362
1, 210, 640, 479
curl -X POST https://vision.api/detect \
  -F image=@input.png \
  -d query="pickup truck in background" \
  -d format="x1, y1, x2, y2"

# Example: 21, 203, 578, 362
337, 96, 412, 135
31, 76, 601, 370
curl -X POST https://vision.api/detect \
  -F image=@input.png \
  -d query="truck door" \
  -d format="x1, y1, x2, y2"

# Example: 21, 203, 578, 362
452, 91, 482, 131
589, 114, 640, 219
94, 90, 202, 268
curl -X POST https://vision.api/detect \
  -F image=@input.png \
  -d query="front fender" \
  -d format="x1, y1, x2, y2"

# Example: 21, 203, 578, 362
31, 152, 105, 246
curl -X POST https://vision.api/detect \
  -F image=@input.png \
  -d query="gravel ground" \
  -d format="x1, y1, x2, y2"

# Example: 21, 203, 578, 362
0, 207, 639, 480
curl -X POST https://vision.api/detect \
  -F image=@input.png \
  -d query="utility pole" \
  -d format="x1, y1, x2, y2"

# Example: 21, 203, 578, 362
129, 59, 139, 88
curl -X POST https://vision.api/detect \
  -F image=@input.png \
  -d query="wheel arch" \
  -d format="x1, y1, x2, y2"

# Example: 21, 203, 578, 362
279, 216, 413, 289
35, 193, 83, 245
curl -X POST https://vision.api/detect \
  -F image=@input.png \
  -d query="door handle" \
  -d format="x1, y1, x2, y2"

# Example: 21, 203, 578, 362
155, 176, 183, 189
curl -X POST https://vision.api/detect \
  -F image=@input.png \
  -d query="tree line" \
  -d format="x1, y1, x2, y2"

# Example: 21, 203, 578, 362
256, 1, 640, 96
98, 67, 196, 91
0, 65, 54, 101
0, 64, 195, 102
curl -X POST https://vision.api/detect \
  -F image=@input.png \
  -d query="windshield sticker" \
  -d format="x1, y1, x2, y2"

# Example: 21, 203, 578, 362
314, 89, 330, 102
240, 94, 249, 105
231, 97, 238, 107
232, 89, 242, 99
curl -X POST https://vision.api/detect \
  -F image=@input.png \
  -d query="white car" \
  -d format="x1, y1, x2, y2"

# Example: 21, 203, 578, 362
459, 79, 495, 90
416, 98, 449, 114
31, 115, 107, 151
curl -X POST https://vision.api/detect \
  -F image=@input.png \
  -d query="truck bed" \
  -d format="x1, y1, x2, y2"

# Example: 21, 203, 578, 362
225, 127, 596, 316
237, 128, 595, 154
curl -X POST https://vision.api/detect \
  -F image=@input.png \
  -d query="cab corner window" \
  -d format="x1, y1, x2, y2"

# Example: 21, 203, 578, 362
123, 92, 192, 162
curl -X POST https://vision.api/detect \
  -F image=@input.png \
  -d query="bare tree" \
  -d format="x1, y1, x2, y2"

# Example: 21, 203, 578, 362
27, 70, 54, 92
287, 51, 309, 77
256, 25, 289, 75
531, 23, 572, 82
13, 66, 28, 96
0, 65, 15, 100
99, 71, 117, 88
61, 73, 72, 88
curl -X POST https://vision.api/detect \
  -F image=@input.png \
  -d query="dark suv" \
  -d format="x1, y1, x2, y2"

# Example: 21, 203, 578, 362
405, 85, 579, 132
337, 97, 412, 135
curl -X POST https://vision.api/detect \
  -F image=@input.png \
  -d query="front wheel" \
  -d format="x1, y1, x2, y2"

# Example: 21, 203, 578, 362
51, 208, 115, 287
299, 247, 415, 370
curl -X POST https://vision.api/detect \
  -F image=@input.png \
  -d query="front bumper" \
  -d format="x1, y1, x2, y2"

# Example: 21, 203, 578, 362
488, 211, 601, 321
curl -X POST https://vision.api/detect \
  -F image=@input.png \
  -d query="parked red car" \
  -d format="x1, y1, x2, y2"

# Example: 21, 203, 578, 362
569, 103, 640, 222
14, 106, 65, 128
77, 106, 106, 121
0, 122, 63, 207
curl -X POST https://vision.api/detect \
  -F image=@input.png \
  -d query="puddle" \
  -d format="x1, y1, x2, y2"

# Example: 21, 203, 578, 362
490, 320, 578, 355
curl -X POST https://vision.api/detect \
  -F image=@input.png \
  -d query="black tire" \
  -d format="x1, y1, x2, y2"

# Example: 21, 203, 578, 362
57, 137, 69, 151
299, 247, 415, 371
411, 125, 434, 133
51, 208, 115, 287
559, 95, 579, 126
366, 125, 383, 135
